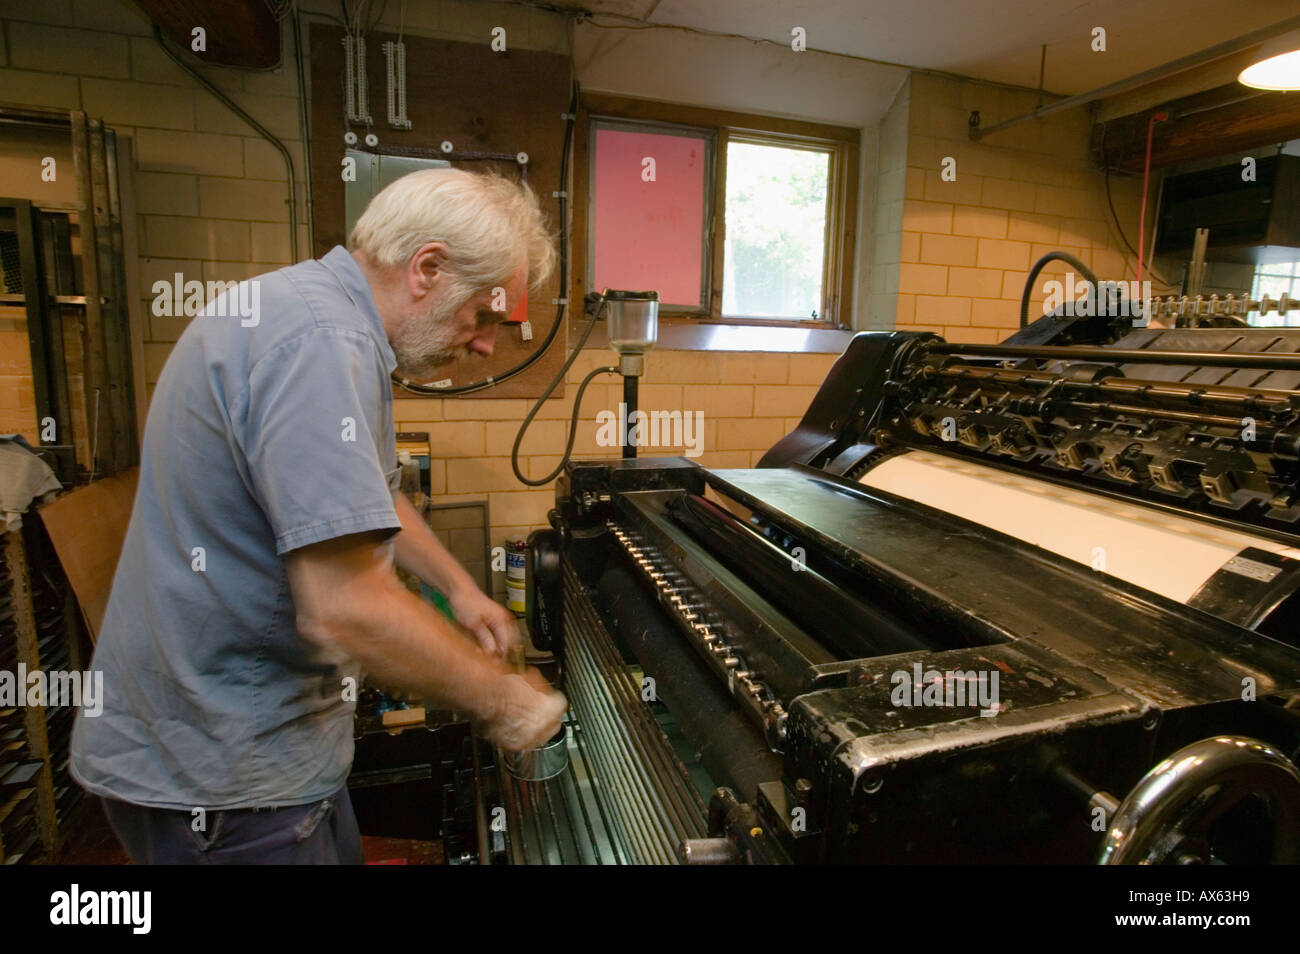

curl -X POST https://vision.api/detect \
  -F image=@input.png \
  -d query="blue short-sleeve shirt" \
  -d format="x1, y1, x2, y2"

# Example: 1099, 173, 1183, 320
70, 246, 401, 811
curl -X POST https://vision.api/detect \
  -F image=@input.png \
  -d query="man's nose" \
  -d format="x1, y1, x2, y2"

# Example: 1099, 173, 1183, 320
469, 325, 496, 357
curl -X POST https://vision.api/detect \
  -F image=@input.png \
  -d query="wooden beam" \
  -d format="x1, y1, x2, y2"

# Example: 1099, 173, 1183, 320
1098, 82, 1300, 172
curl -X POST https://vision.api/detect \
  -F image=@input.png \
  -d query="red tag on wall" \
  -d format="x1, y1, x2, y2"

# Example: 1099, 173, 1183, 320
504, 295, 528, 324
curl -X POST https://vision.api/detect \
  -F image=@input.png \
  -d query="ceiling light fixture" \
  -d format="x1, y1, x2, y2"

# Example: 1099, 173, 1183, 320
1239, 29, 1300, 90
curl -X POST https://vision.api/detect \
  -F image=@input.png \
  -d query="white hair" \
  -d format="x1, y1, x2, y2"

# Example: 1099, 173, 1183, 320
349, 167, 556, 299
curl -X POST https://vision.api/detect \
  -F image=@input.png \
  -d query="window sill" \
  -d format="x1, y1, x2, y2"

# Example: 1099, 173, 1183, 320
573, 318, 854, 354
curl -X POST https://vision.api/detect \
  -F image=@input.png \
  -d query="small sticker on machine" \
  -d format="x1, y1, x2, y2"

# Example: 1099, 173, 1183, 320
1221, 554, 1282, 583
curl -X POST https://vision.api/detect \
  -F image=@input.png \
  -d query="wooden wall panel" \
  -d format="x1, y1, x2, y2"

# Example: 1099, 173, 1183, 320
309, 24, 572, 400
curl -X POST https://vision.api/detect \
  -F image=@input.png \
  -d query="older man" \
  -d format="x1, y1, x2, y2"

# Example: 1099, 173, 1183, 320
70, 169, 567, 864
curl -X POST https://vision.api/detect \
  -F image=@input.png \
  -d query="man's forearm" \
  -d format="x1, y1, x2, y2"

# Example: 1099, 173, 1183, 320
325, 565, 510, 718
392, 493, 478, 596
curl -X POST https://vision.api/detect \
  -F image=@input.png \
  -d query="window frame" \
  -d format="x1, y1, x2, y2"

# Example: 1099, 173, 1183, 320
721, 133, 835, 321
573, 93, 860, 330
586, 116, 718, 316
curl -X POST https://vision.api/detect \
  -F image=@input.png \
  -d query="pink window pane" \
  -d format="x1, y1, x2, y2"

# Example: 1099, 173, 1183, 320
592, 127, 707, 307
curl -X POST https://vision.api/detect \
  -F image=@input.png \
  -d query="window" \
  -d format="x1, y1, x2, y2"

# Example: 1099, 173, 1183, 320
588, 119, 715, 313
580, 97, 858, 326
722, 140, 830, 320
1250, 260, 1300, 327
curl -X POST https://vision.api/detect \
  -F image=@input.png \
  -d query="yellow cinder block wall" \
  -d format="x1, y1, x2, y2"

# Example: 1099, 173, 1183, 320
0, 1, 311, 407
887, 73, 1166, 344
398, 347, 836, 598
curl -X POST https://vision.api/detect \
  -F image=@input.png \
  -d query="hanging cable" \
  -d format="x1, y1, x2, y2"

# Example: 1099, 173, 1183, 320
1098, 122, 1171, 288
394, 79, 581, 395
343, 34, 357, 122
511, 297, 616, 486
1136, 111, 1168, 291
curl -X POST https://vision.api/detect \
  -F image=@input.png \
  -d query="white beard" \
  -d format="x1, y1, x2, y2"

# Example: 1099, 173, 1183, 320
391, 293, 474, 381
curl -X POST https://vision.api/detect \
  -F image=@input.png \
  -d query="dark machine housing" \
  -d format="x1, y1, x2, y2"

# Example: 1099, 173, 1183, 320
449, 314, 1300, 865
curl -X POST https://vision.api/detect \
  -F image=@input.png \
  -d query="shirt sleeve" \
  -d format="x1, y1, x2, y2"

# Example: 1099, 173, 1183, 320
240, 327, 401, 555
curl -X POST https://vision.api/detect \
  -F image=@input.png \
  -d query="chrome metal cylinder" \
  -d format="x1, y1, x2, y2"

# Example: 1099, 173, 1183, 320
503, 726, 570, 782
603, 289, 659, 355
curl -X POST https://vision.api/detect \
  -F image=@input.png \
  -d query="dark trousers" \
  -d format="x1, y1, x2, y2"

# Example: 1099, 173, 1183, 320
101, 785, 364, 864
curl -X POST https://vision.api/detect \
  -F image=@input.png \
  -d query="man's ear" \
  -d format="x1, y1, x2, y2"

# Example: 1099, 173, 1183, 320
409, 242, 449, 297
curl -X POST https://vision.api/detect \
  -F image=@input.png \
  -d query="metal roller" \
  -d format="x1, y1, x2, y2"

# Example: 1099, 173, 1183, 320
592, 561, 786, 806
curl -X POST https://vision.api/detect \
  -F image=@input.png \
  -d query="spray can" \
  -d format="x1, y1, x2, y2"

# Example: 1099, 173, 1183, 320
505, 539, 527, 616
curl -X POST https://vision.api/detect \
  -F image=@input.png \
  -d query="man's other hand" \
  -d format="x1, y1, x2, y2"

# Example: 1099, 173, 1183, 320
448, 585, 522, 658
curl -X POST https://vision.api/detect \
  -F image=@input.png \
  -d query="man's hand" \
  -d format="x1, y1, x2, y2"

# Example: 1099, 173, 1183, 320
480, 667, 567, 752
286, 532, 544, 731
448, 585, 522, 659
392, 494, 522, 657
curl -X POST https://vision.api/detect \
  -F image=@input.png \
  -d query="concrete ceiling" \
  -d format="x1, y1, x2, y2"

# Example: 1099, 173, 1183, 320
549, 0, 1300, 95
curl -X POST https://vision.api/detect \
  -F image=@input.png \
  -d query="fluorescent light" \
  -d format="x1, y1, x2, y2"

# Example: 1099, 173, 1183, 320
1239, 29, 1300, 90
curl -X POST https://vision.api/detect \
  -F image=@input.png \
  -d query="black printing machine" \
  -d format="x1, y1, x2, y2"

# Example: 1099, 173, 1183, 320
471, 313, 1300, 865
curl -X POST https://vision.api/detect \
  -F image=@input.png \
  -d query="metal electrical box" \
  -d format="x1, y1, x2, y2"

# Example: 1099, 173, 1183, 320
343, 150, 450, 237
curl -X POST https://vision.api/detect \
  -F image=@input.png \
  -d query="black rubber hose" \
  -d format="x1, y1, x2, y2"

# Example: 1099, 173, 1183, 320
1020, 250, 1101, 329
511, 297, 616, 486
396, 80, 581, 395
621, 373, 638, 460
512, 363, 617, 486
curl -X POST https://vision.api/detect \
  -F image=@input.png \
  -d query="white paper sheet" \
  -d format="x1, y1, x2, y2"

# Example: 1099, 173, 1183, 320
858, 450, 1300, 604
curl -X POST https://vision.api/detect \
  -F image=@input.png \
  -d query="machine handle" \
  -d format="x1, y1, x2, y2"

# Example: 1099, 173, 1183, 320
1098, 735, 1300, 864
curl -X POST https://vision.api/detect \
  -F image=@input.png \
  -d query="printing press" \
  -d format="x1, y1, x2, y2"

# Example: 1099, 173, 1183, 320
453, 303, 1300, 866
